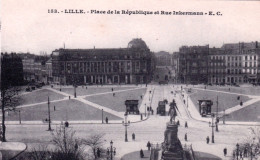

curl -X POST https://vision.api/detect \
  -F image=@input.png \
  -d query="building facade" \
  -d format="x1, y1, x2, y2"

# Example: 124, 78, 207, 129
1, 53, 24, 88
52, 38, 155, 85
176, 41, 260, 84
177, 45, 209, 84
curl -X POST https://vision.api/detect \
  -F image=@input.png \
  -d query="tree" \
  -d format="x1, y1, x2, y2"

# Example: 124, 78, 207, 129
51, 124, 85, 160
82, 133, 106, 159
1, 53, 22, 142
233, 127, 260, 159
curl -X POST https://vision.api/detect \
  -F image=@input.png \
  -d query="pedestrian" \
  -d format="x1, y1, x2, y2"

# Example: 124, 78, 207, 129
69, 96, 71, 99
185, 121, 188, 128
151, 109, 154, 115
54, 105, 56, 111
132, 133, 135, 141
223, 147, 227, 156
184, 133, 187, 141
244, 148, 247, 157
140, 149, 144, 158
177, 120, 180, 126
141, 114, 143, 120
97, 148, 101, 158
206, 136, 210, 144
112, 88, 114, 92
105, 117, 108, 124
86, 86, 87, 89
147, 141, 151, 151
240, 151, 243, 159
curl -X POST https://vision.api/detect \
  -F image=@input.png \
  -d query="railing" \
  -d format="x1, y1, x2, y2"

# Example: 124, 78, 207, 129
182, 144, 197, 160
150, 143, 162, 160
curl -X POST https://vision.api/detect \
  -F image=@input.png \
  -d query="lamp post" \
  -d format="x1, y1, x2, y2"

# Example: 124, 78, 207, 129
74, 84, 77, 98
107, 140, 116, 160
145, 103, 147, 117
187, 95, 188, 108
47, 96, 52, 131
216, 96, 219, 132
122, 112, 130, 142
102, 109, 104, 124
18, 110, 21, 124
209, 113, 215, 143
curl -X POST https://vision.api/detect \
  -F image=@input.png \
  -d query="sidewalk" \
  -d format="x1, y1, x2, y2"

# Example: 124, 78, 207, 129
0, 142, 27, 160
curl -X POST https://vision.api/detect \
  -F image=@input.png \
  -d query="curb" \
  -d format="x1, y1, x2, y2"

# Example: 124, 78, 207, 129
182, 88, 260, 126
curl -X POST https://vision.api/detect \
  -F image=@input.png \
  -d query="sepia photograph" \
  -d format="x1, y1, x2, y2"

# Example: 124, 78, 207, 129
1, 0, 260, 159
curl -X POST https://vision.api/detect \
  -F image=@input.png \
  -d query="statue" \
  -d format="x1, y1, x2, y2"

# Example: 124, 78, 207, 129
169, 106, 177, 123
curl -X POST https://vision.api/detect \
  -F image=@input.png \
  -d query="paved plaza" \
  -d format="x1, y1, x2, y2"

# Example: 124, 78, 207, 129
1, 84, 260, 159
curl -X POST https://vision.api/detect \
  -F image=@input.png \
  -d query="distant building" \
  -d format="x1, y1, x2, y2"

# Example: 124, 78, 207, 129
155, 51, 172, 66
1, 53, 24, 88
177, 45, 209, 84
51, 38, 155, 85
175, 41, 260, 84
46, 58, 53, 83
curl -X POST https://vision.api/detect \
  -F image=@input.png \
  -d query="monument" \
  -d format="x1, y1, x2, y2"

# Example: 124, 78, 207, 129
161, 106, 184, 160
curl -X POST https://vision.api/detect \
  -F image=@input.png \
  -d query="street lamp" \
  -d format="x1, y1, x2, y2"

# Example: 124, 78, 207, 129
107, 140, 116, 160
145, 103, 147, 117
216, 96, 219, 132
18, 110, 21, 124
122, 112, 130, 142
208, 113, 215, 143
74, 84, 77, 98
47, 96, 52, 131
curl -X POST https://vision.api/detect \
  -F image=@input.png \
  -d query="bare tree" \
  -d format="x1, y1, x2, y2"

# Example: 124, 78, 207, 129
51, 124, 85, 160
82, 133, 106, 159
1, 86, 21, 142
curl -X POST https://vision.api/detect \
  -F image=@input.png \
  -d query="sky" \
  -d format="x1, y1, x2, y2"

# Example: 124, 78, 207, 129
1, 0, 260, 55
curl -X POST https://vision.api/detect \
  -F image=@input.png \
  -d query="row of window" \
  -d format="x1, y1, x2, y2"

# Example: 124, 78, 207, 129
211, 55, 257, 61
210, 61, 258, 67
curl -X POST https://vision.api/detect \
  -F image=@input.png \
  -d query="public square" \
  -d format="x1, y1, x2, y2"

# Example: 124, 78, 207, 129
2, 84, 260, 160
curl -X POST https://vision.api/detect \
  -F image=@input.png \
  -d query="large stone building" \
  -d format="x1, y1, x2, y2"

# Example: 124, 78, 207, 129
1, 53, 24, 88
177, 45, 209, 84
51, 38, 155, 85
208, 42, 260, 84
176, 41, 260, 84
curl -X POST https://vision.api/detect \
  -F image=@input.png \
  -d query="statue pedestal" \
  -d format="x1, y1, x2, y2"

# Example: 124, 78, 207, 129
161, 122, 183, 160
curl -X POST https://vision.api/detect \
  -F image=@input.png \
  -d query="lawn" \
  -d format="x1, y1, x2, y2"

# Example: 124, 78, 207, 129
188, 89, 251, 112
224, 101, 260, 122
54, 86, 137, 96
195, 85, 260, 96
6, 99, 121, 121
19, 89, 65, 105
85, 88, 147, 112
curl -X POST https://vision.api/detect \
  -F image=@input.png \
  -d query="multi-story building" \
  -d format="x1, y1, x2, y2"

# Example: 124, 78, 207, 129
155, 51, 172, 66
208, 48, 226, 84
46, 58, 53, 83
1, 53, 24, 87
177, 45, 209, 84
177, 41, 260, 84
223, 42, 260, 84
22, 54, 36, 81
52, 38, 155, 85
